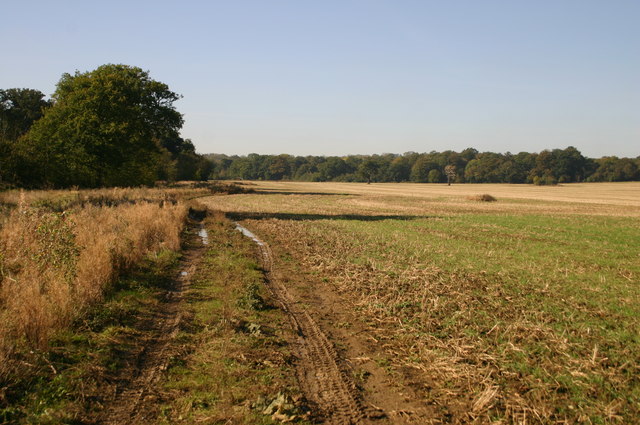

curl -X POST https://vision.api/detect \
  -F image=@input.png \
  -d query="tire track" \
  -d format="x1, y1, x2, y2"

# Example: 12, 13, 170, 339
98, 223, 206, 425
236, 223, 379, 425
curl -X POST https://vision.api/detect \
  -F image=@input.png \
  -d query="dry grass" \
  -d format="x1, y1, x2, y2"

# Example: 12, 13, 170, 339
467, 194, 497, 202
230, 180, 640, 211
0, 188, 192, 384
204, 181, 640, 423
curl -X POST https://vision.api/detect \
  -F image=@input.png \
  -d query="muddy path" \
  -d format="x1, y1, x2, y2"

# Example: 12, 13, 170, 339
236, 223, 432, 424
96, 222, 207, 425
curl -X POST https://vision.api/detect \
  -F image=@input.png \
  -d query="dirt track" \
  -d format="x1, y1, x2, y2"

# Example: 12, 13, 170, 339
95, 218, 430, 424
236, 223, 431, 424
236, 223, 373, 424
97, 224, 206, 424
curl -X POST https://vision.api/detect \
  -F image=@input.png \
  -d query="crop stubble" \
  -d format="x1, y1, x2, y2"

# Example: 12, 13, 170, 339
207, 181, 640, 424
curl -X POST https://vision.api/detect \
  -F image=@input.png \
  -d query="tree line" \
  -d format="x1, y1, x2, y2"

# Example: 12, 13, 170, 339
1, 64, 212, 188
2, 64, 638, 188
207, 148, 640, 184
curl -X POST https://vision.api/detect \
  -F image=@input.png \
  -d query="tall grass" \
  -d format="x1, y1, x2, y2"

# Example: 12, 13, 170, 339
0, 190, 188, 383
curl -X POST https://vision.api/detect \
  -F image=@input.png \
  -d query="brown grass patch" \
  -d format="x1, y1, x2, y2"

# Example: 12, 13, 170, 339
467, 194, 497, 202
0, 188, 194, 383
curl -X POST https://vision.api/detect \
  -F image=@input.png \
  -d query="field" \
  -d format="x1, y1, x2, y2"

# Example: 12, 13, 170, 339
1, 181, 638, 424
203, 181, 640, 423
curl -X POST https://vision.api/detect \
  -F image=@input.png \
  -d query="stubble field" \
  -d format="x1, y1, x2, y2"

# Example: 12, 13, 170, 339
204, 181, 640, 424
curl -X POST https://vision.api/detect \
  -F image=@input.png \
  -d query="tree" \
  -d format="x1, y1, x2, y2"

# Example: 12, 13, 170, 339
444, 165, 456, 185
19, 64, 183, 187
387, 156, 411, 182
318, 157, 349, 181
358, 158, 380, 184
0, 89, 52, 183
265, 154, 292, 180
464, 152, 506, 183
427, 169, 442, 183
410, 155, 439, 182
588, 157, 640, 182
0, 88, 51, 142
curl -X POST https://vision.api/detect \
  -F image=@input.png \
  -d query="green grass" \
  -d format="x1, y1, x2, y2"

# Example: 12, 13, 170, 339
231, 192, 640, 423
0, 249, 181, 424
158, 217, 309, 425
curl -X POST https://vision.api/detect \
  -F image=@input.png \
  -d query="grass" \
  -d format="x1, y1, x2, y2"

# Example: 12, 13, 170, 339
0, 182, 253, 421
205, 181, 640, 423
0, 248, 181, 424
0, 206, 307, 424
158, 214, 309, 424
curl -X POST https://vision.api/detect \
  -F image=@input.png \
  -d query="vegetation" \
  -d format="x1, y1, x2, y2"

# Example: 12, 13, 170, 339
0, 183, 253, 416
0, 208, 306, 424
208, 181, 640, 423
0, 188, 186, 380
0, 64, 211, 188
207, 147, 640, 184
0, 248, 183, 423
159, 214, 309, 424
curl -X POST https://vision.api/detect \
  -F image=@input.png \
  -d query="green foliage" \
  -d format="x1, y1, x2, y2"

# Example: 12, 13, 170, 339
587, 156, 640, 182
211, 146, 639, 184
12, 64, 184, 187
0, 89, 52, 183
0, 89, 51, 143
358, 158, 381, 183
410, 156, 439, 182
427, 168, 442, 183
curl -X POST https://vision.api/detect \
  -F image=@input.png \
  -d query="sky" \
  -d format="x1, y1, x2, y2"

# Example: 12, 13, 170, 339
2, 0, 638, 158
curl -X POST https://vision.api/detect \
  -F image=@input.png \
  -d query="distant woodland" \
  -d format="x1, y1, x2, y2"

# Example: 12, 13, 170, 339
1, 64, 638, 188
207, 148, 640, 185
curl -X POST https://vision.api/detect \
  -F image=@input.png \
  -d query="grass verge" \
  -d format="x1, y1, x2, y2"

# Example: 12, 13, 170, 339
0, 248, 181, 424
158, 214, 309, 424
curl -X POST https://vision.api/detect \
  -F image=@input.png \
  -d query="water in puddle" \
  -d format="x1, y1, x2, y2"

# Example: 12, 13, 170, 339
235, 223, 264, 246
198, 226, 209, 245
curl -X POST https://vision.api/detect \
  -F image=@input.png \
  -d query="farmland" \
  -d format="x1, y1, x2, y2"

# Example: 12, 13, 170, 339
203, 181, 640, 423
0, 181, 638, 424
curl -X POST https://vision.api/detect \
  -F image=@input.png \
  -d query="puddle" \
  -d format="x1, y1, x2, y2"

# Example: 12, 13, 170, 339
198, 225, 209, 245
235, 223, 264, 246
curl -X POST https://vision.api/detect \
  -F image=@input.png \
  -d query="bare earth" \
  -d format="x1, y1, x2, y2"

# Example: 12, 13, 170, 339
236, 223, 432, 424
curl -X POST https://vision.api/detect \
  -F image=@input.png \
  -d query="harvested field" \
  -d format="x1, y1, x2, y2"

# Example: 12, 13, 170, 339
203, 181, 640, 424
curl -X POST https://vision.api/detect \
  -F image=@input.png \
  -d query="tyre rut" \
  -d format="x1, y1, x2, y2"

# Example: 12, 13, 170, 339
97, 223, 206, 425
237, 223, 380, 425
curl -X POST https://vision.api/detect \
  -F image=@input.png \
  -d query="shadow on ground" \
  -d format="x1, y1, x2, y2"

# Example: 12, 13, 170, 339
227, 212, 434, 222
251, 190, 357, 196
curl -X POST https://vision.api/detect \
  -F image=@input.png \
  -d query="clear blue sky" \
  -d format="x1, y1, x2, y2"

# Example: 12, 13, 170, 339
2, 0, 638, 158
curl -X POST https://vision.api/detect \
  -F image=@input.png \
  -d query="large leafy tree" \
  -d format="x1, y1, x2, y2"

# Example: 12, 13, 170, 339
0, 88, 51, 183
21, 64, 183, 187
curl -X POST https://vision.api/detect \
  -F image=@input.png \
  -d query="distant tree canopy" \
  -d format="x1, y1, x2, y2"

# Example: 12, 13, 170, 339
1, 64, 210, 188
2, 67, 638, 188
207, 147, 640, 184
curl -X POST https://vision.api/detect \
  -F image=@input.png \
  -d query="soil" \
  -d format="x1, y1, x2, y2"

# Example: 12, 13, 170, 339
237, 223, 435, 424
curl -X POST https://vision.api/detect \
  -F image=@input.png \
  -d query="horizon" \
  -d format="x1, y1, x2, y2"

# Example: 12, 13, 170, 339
2, 1, 638, 158
202, 146, 639, 160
